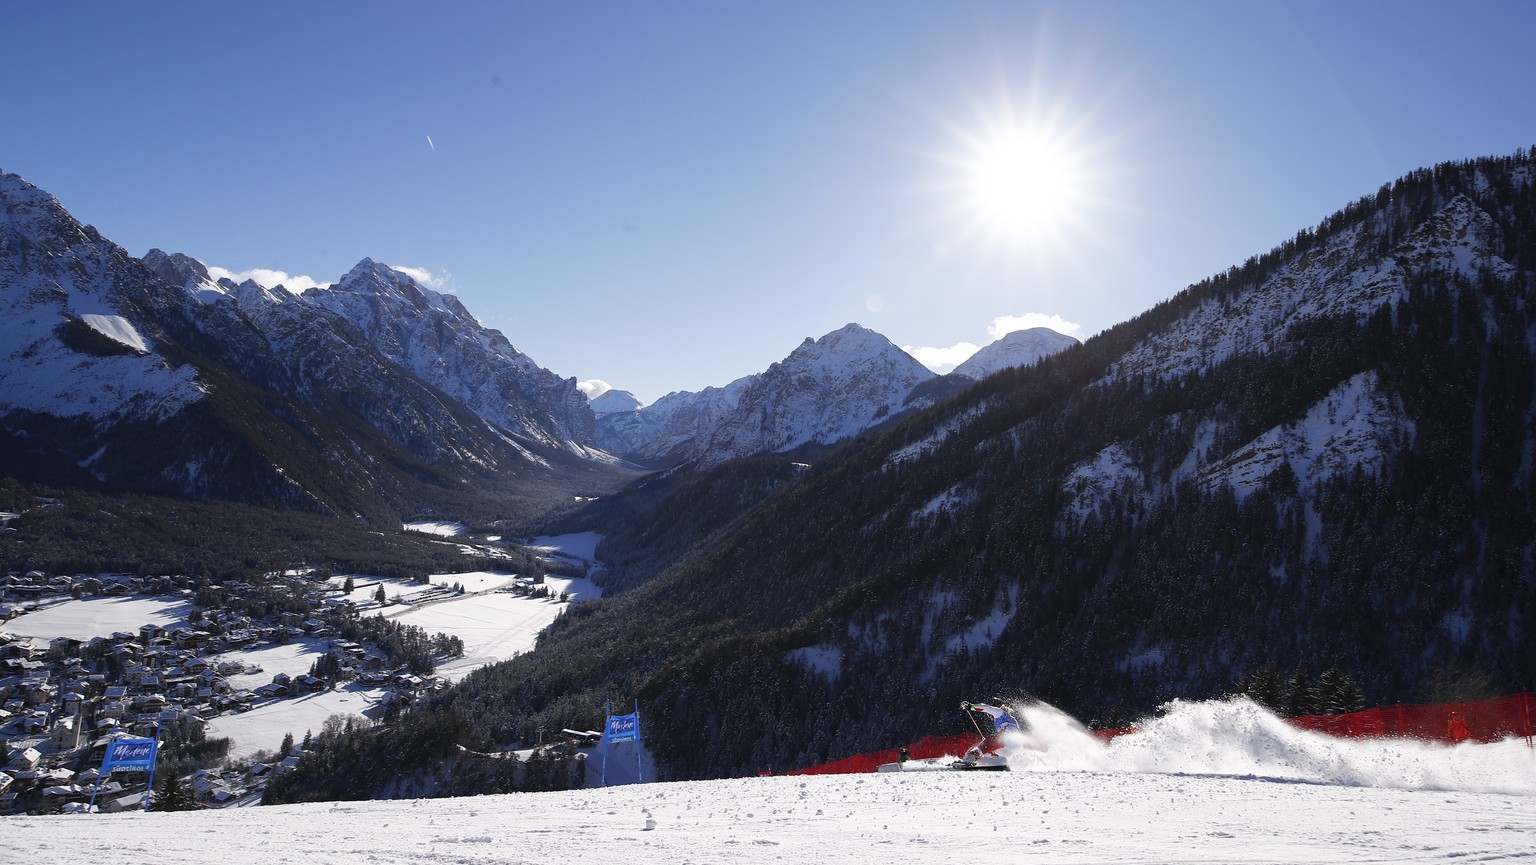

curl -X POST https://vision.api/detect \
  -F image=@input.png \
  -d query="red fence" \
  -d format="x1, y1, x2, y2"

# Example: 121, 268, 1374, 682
790, 693, 1536, 776
1288, 692, 1536, 744
791, 733, 980, 776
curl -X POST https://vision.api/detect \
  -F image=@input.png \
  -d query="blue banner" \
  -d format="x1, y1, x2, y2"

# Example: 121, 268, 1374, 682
101, 737, 158, 772
606, 712, 639, 742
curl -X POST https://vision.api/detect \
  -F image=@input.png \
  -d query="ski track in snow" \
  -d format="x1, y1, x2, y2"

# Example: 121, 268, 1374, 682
7, 699, 1533, 862
4, 765, 1531, 864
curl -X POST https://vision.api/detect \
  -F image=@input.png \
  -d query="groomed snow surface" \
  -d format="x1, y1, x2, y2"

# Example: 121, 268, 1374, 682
5, 699, 1534, 862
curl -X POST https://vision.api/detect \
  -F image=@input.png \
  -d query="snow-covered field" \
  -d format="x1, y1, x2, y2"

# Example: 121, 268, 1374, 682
207, 684, 387, 760
1, 595, 192, 640
4, 700, 1533, 863
528, 531, 603, 567
387, 574, 601, 683
425, 571, 516, 594
208, 639, 329, 691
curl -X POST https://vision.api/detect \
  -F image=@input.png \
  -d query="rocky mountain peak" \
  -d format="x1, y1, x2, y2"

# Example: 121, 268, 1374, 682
591, 389, 643, 414
595, 322, 936, 467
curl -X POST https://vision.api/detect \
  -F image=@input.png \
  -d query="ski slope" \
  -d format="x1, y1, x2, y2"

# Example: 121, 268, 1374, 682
6, 699, 1533, 862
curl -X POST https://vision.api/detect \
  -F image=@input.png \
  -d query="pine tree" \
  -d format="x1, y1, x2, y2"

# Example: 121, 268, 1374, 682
1245, 666, 1286, 712
280, 731, 294, 758
1315, 667, 1362, 714
1285, 667, 1315, 718
151, 771, 199, 812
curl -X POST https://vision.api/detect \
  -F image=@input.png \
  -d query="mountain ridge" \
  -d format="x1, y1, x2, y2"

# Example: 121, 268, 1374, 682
594, 323, 941, 467
0, 170, 632, 524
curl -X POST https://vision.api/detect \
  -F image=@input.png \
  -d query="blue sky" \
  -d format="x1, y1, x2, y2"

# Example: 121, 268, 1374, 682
4, 1, 1533, 404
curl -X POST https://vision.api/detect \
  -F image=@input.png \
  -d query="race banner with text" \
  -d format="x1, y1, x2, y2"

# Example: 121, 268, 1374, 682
605, 712, 640, 742
100, 737, 158, 773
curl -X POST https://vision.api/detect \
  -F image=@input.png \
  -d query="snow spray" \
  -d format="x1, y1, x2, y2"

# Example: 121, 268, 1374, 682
1001, 697, 1536, 796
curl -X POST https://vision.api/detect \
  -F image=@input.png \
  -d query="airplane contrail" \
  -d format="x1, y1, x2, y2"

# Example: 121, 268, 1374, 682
427, 135, 436, 153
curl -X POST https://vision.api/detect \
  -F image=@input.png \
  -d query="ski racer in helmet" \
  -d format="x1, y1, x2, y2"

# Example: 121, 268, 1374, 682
961, 699, 1025, 765
962, 700, 1021, 734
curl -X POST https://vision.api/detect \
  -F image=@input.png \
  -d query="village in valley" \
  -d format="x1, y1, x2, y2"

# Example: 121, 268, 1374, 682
0, 533, 601, 814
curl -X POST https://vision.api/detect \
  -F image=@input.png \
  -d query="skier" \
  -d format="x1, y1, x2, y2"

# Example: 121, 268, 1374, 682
962, 700, 1021, 735
957, 700, 1021, 769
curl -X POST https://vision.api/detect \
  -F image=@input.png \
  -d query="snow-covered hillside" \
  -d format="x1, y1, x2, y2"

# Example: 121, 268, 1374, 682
4, 699, 1531, 863
1106, 194, 1516, 384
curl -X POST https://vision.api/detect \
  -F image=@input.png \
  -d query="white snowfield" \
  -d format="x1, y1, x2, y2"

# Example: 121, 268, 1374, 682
527, 531, 603, 565
389, 575, 599, 683
0, 596, 193, 640
5, 700, 1534, 862
206, 685, 388, 760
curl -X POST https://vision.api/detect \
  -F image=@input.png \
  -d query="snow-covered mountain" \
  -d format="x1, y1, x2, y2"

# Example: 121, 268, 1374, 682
144, 252, 599, 456
594, 323, 937, 467
0, 171, 622, 520
0, 175, 205, 424
589, 389, 642, 414
314, 259, 597, 453
949, 326, 1079, 380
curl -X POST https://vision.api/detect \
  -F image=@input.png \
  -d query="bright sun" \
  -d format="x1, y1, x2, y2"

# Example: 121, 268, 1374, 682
965, 126, 1085, 235
940, 107, 1100, 257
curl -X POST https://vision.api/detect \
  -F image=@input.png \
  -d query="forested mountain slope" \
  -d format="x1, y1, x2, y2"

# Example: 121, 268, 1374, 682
277, 150, 1536, 792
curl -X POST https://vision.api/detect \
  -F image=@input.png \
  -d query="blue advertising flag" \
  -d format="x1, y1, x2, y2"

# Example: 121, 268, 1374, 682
101, 737, 158, 772
606, 712, 639, 742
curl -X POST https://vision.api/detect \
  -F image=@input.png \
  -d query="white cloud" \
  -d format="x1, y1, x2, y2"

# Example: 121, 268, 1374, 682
389, 265, 454, 291
901, 341, 981, 375
205, 265, 329, 294
988, 312, 1082, 340
577, 379, 613, 399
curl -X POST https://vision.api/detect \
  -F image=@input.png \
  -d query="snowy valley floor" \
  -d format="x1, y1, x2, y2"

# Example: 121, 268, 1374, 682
4, 699, 1535, 863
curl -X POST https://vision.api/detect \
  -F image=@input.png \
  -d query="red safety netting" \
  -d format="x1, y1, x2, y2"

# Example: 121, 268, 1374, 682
789, 693, 1536, 776
1288, 692, 1536, 744
791, 733, 980, 776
